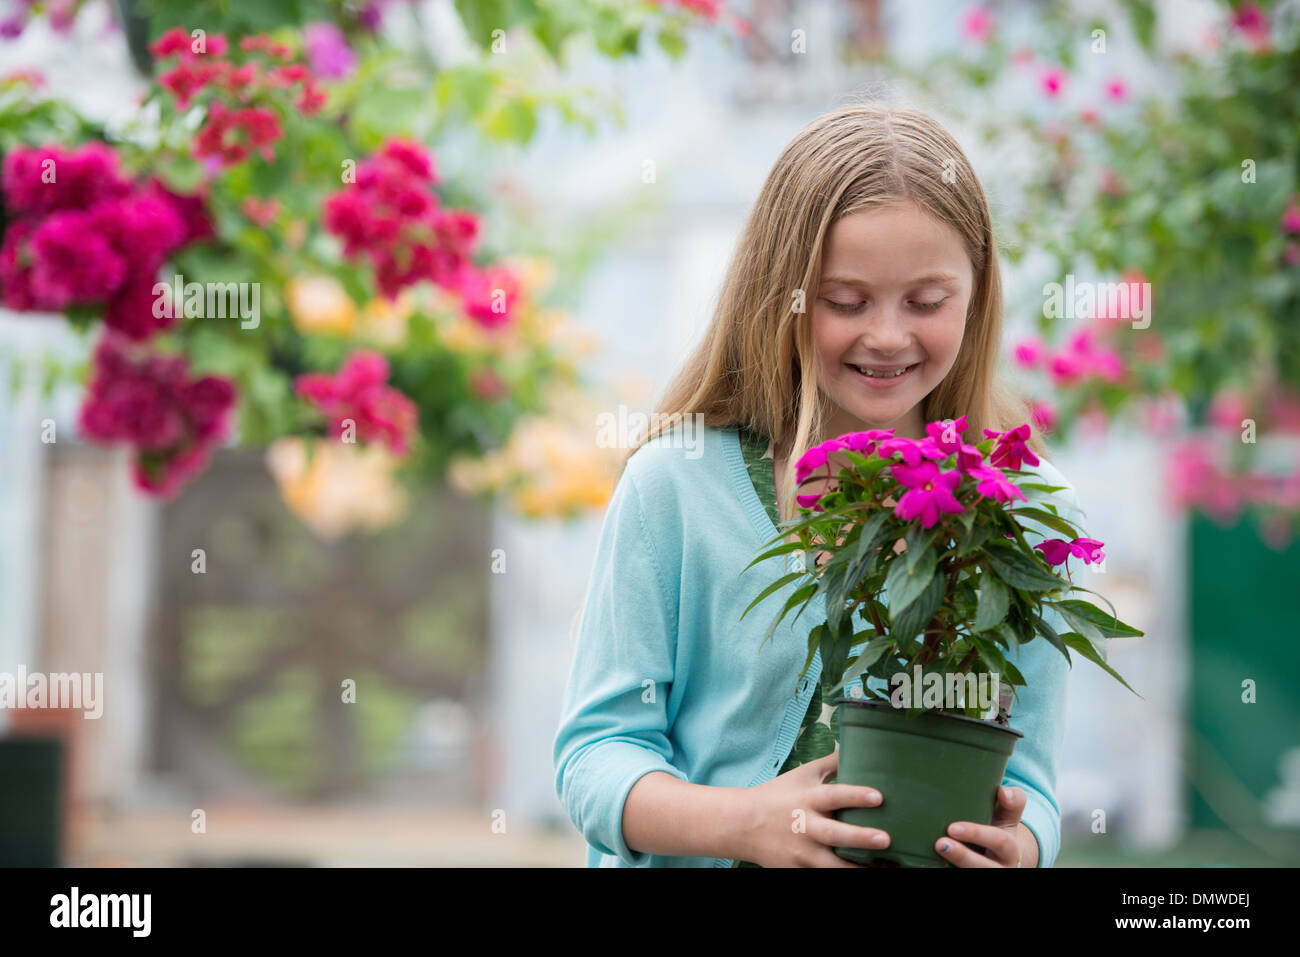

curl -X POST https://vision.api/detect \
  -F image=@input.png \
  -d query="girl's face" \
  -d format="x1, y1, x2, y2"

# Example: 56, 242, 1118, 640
810, 201, 973, 441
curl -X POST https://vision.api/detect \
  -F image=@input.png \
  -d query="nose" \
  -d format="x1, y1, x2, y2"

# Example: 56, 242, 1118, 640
856, 302, 912, 358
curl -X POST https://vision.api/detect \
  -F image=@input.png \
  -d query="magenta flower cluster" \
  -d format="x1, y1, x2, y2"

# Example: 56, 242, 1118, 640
794, 416, 1043, 528
78, 333, 236, 498
1, 142, 213, 340
293, 350, 419, 456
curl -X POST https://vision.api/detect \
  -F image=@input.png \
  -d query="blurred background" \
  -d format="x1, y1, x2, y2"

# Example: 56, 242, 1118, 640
0, 0, 1297, 867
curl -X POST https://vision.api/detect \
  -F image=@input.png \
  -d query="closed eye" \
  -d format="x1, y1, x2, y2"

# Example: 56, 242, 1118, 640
821, 298, 948, 315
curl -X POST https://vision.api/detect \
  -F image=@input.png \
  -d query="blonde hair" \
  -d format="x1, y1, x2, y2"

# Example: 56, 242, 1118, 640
623, 100, 1047, 526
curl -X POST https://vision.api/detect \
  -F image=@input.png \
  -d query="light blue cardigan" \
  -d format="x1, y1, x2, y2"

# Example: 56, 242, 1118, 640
552, 423, 1081, 867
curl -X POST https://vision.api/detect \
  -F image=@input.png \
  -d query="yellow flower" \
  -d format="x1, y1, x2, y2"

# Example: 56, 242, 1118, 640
266, 437, 407, 539
286, 276, 356, 336
357, 290, 415, 346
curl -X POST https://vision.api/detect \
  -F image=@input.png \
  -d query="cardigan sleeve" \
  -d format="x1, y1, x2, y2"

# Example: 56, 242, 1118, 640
1000, 460, 1087, 868
552, 468, 689, 866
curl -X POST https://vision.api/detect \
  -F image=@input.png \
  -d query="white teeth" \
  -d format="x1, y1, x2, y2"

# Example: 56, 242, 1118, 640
854, 364, 912, 378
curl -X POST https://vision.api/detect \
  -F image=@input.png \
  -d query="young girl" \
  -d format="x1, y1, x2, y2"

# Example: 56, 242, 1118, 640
552, 102, 1084, 868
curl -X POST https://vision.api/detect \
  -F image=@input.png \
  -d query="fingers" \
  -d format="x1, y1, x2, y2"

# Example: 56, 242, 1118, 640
809, 783, 881, 814
811, 814, 891, 852
990, 785, 1027, 826
935, 821, 1019, 867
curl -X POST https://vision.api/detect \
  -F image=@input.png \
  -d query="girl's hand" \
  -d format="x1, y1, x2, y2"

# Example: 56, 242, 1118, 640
731, 751, 889, 867
934, 785, 1041, 868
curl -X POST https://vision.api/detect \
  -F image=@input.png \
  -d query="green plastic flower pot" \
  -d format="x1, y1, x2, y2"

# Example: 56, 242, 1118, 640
830, 697, 1023, 867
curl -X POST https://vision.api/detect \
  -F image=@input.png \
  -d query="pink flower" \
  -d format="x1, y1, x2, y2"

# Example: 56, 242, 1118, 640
458, 263, 521, 329
1104, 77, 1127, 102
957, 443, 984, 471
1040, 67, 1065, 98
876, 436, 924, 468
294, 350, 419, 456
26, 212, 127, 309
968, 464, 1026, 504
1034, 538, 1072, 566
1208, 390, 1250, 430
1231, 3, 1271, 52
961, 6, 993, 43
1013, 337, 1043, 368
1029, 400, 1056, 433
890, 461, 964, 528
2, 142, 132, 218
925, 415, 968, 454
303, 21, 357, 79
1069, 537, 1105, 564
987, 423, 1040, 471
323, 141, 482, 299
795, 444, 830, 484
1281, 194, 1300, 234
241, 196, 280, 227
796, 492, 825, 512
837, 428, 895, 455
77, 333, 235, 498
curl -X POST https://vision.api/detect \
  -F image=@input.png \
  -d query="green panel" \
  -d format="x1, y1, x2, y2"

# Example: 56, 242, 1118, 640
1188, 512, 1300, 859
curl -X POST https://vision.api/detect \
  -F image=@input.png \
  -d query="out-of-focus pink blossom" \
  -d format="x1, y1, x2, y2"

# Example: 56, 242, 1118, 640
961, 6, 993, 43
1029, 400, 1056, 434
1040, 66, 1065, 98
294, 350, 419, 456
1104, 77, 1127, 102
303, 21, 357, 79
78, 333, 236, 498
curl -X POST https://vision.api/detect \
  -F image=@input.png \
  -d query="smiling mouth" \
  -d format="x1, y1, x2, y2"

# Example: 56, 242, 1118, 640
848, 362, 919, 379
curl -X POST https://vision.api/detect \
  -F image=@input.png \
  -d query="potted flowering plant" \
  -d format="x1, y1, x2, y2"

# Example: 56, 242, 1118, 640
741, 416, 1143, 866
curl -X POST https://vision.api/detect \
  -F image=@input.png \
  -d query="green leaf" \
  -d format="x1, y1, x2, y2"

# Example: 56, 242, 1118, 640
1010, 506, 1083, 539
984, 542, 1065, 591
1063, 633, 1142, 697
1053, 599, 1143, 638
762, 582, 819, 648
974, 573, 1009, 633
739, 571, 806, 621
740, 539, 804, 573
890, 571, 943, 640
1031, 611, 1070, 661
883, 548, 937, 617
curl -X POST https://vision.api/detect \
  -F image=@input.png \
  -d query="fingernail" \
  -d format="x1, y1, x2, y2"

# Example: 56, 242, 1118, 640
871, 833, 889, 848
950, 824, 965, 836
940, 841, 950, 852
864, 790, 880, 803
1001, 787, 1011, 802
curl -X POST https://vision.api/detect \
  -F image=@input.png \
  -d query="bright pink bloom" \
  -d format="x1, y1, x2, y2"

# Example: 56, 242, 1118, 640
2, 142, 132, 218
1013, 337, 1043, 368
1034, 538, 1071, 566
459, 263, 521, 329
1069, 537, 1105, 564
77, 333, 236, 498
294, 350, 419, 456
1029, 400, 1056, 433
1104, 77, 1127, 102
969, 464, 1025, 504
891, 461, 965, 528
836, 428, 895, 455
988, 423, 1040, 471
1282, 194, 1300, 234
876, 436, 924, 468
957, 443, 984, 471
303, 21, 357, 79
925, 415, 968, 454
26, 212, 127, 309
795, 444, 830, 484
961, 6, 993, 43
1040, 67, 1065, 98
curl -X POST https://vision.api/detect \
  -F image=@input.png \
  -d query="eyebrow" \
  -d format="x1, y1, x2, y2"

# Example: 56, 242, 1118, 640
821, 272, 961, 287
